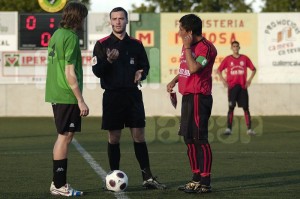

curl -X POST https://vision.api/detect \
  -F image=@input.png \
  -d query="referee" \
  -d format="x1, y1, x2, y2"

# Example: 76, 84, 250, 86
92, 7, 166, 190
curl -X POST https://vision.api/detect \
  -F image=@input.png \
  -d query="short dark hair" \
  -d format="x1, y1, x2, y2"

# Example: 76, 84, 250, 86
231, 41, 240, 46
179, 14, 202, 36
60, 2, 88, 30
110, 7, 128, 20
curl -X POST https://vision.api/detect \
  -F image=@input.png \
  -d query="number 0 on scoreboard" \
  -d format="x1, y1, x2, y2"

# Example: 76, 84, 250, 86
18, 13, 87, 50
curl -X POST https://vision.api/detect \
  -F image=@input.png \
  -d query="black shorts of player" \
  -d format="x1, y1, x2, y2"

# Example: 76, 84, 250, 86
228, 85, 249, 109
52, 103, 81, 134
102, 88, 146, 130
179, 93, 213, 140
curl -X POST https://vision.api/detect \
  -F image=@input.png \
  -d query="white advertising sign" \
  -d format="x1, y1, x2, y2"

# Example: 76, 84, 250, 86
0, 50, 97, 84
0, 12, 18, 51
258, 13, 300, 83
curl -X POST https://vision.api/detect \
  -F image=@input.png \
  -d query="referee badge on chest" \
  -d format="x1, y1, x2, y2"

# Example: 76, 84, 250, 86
92, 56, 97, 66
130, 58, 135, 65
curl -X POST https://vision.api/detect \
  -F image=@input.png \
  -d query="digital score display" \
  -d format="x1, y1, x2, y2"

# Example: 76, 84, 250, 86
18, 13, 87, 50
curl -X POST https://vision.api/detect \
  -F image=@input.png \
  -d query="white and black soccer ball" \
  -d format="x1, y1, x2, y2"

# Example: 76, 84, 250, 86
105, 170, 128, 192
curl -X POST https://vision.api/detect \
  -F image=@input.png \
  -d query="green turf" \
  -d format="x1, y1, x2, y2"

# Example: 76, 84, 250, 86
0, 116, 299, 198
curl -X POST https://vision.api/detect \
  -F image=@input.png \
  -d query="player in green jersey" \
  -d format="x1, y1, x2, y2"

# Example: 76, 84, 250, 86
45, 2, 88, 197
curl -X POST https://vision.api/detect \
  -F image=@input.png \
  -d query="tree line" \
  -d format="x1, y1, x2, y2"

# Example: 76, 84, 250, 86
0, 0, 299, 13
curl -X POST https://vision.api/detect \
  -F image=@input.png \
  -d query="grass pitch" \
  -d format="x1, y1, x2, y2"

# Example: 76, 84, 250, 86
0, 116, 299, 198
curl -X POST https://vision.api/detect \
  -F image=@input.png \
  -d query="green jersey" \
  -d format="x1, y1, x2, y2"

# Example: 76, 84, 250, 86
45, 28, 83, 104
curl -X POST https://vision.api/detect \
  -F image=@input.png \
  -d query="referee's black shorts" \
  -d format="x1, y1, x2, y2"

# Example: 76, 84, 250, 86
102, 88, 146, 130
179, 93, 213, 140
228, 85, 249, 109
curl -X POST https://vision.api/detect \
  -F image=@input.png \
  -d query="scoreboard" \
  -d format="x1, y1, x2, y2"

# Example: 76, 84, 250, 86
18, 13, 87, 49
0, 12, 112, 84
0, 11, 132, 84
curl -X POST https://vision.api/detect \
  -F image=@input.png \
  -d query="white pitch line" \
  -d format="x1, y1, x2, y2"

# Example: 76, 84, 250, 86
72, 138, 130, 199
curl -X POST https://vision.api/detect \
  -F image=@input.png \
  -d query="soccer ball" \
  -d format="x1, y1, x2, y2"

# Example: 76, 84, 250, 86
105, 170, 128, 192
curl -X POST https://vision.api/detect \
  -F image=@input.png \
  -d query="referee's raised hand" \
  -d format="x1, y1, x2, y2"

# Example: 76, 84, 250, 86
106, 48, 119, 63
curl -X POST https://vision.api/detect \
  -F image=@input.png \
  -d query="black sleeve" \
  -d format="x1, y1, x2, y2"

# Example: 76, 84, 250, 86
92, 41, 112, 78
138, 43, 150, 81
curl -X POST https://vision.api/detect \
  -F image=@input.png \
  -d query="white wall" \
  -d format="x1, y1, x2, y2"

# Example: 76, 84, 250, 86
0, 83, 299, 117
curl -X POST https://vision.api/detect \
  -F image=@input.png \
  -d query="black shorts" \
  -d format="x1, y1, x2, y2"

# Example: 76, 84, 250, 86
52, 104, 81, 134
228, 85, 249, 108
179, 94, 213, 140
102, 89, 145, 130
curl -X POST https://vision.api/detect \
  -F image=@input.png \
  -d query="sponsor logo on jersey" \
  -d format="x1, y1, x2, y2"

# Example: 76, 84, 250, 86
179, 68, 190, 77
230, 66, 245, 75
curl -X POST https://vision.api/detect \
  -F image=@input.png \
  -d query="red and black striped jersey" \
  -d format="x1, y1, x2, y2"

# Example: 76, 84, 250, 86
178, 38, 217, 95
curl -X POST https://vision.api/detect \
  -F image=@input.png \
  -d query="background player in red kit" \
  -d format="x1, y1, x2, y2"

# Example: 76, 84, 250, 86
217, 41, 256, 136
167, 14, 217, 194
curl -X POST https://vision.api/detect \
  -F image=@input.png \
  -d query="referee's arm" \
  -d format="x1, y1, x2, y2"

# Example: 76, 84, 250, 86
138, 44, 150, 81
92, 41, 112, 78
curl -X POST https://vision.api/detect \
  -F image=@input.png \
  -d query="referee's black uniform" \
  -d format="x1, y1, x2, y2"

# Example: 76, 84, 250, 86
92, 33, 150, 130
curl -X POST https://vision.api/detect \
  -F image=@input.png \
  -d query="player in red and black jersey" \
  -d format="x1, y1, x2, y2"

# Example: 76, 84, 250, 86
167, 14, 217, 194
217, 41, 256, 135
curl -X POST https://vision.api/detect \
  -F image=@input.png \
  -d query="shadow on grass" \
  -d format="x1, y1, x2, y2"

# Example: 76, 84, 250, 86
214, 178, 300, 193
0, 134, 54, 140
161, 169, 300, 190
66, 170, 300, 197
214, 169, 300, 182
